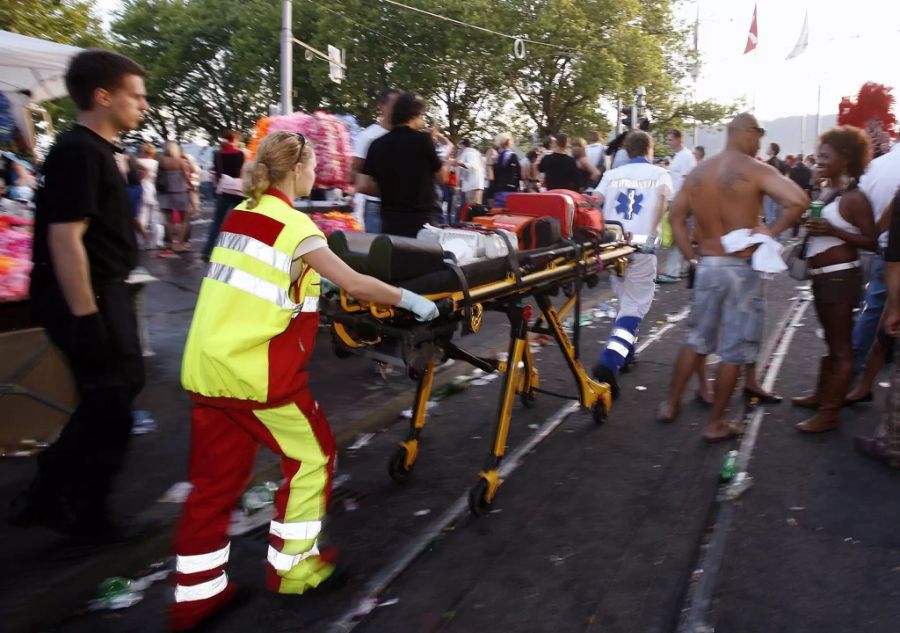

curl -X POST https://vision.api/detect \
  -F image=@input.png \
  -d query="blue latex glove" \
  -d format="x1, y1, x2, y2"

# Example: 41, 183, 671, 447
398, 288, 440, 321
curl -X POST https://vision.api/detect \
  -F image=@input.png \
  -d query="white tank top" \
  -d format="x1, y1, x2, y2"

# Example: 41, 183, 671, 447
807, 196, 860, 258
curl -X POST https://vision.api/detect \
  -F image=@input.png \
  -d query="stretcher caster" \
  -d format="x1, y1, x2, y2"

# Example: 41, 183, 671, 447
520, 390, 536, 408
388, 442, 417, 484
592, 401, 607, 425
468, 471, 500, 516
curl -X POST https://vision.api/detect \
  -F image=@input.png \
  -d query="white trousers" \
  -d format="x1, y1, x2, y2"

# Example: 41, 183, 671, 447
609, 253, 657, 319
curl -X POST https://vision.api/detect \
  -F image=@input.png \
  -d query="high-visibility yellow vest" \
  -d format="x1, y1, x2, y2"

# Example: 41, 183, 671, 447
182, 190, 325, 405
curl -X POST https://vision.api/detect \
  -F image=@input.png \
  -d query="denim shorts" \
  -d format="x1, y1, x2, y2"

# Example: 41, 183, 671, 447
686, 256, 764, 365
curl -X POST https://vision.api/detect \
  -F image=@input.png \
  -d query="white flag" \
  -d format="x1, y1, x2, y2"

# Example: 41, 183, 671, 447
786, 11, 809, 60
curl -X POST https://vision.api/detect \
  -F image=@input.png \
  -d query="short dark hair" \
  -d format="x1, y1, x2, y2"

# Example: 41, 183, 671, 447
391, 92, 426, 126
376, 88, 402, 106
695, 145, 706, 158
555, 133, 569, 149
667, 129, 683, 139
222, 129, 240, 143
542, 136, 554, 150
460, 139, 471, 147
65, 49, 146, 111
624, 130, 652, 158
769, 142, 780, 155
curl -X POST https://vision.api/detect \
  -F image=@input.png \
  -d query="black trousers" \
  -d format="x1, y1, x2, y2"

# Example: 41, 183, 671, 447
30, 279, 146, 520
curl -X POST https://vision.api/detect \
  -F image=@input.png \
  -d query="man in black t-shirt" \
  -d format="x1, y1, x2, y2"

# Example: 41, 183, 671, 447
360, 92, 447, 237
11, 50, 149, 543
539, 133, 579, 191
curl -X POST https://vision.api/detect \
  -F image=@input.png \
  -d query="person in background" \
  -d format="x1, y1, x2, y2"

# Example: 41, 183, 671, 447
854, 185, 900, 468
658, 128, 698, 283
156, 141, 193, 254
5, 157, 35, 202
789, 151, 814, 196
491, 132, 521, 203
359, 92, 448, 237
792, 126, 877, 433
125, 153, 149, 246
591, 131, 672, 396
456, 138, 485, 206
571, 137, 601, 193
523, 149, 541, 192
12, 49, 149, 542
694, 146, 706, 163
203, 130, 247, 260
850, 140, 900, 373
483, 144, 498, 204
539, 133, 578, 191
171, 131, 440, 631
351, 88, 401, 233
585, 130, 606, 186
763, 142, 789, 229
136, 144, 160, 248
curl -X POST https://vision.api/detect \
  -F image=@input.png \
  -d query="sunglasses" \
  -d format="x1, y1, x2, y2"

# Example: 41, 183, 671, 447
292, 132, 307, 162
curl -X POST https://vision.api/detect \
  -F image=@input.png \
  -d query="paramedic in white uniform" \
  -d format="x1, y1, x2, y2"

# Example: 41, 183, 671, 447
592, 130, 672, 396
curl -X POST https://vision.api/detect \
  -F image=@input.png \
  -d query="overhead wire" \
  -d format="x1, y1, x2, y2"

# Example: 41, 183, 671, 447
378, 0, 579, 53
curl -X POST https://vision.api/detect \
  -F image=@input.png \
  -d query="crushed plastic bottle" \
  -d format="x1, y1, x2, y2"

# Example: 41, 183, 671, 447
433, 376, 470, 401
720, 450, 739, 482
91, 577, 143, 611
721, 472, 754, 501
241, 481, 279, 514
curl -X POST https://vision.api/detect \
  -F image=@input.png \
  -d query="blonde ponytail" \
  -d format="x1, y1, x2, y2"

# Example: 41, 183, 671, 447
244, 131, 311, 209
245, 161, 270, 210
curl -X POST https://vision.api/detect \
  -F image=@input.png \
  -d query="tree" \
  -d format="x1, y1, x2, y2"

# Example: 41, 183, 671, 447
0, 0, 106, 47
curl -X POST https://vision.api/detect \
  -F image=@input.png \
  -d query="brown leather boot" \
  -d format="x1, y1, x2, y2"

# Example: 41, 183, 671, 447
791, 356, 832, 409
796, 359, 853, 433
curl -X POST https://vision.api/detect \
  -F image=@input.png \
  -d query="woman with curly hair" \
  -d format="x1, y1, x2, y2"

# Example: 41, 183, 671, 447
793, 126, 879, 432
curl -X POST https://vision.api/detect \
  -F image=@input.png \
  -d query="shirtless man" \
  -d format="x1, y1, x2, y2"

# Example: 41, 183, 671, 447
657, 113, 809, 442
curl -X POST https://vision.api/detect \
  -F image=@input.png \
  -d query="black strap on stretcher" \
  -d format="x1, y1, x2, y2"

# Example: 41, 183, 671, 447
442, 258, 475, 334
488, 229, 522, 286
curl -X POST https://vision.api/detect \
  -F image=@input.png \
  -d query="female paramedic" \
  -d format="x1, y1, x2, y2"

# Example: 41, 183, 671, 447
170, 131, 439, 631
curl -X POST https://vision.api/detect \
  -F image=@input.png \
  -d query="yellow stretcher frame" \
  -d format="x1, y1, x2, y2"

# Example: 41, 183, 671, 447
328, 233, 635, 515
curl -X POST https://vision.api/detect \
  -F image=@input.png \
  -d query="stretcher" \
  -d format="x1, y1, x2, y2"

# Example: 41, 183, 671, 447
323, 223, 634, 514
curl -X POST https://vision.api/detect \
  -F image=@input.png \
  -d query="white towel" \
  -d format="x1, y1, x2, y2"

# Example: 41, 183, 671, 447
720, 228, 787, 274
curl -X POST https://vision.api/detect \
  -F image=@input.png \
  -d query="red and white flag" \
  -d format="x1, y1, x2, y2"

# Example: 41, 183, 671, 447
744, 2, 759, 54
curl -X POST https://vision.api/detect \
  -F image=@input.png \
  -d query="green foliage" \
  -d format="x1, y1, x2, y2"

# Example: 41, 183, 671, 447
0, 0, 107, 47
105, 0, 736, 147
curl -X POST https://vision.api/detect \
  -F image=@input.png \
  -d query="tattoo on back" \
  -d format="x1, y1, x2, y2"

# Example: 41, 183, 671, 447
722, 169, 750, 193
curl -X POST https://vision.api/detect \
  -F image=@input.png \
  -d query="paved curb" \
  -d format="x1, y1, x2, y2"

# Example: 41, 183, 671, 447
4, 358, 477, 633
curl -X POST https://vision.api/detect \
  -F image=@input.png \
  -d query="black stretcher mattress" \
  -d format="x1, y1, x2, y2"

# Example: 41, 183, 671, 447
328, 230, 618, 296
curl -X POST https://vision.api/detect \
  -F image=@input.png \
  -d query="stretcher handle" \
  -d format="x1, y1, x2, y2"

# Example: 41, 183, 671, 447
435, 297, 455, 317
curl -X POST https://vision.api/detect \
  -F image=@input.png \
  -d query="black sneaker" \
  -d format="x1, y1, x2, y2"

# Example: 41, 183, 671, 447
591, 363, 620, 400
8, 486, 78, 535
64, 514, 158, 548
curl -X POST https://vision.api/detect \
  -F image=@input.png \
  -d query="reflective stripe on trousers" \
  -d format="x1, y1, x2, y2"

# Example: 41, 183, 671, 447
174, 571, 229, 603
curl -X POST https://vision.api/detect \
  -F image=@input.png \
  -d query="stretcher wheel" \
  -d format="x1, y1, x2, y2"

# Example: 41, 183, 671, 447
468, 479, 491, 516
408, 367, 421, 381
520, 390, 536, 408
388, 447, 413, 483
332, 340, 352, 359
592, 401, 607, 425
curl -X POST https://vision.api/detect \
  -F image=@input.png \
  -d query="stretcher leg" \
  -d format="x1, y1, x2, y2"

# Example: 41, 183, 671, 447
469, 304, 528, 515
534, 293, 611, 424
388, 358, 435, 483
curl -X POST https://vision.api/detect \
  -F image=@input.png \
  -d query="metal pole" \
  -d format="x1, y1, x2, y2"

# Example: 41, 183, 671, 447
813, 84, 821, 141
800, 113, 806, 157
280, 0, 293, 115
615, 98, 622, 136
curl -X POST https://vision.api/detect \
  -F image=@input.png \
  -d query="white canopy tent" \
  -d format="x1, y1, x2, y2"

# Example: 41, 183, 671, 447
0, 30, 82, 148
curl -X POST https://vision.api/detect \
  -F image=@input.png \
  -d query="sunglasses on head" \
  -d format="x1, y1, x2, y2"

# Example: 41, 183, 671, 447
291, 132, 307, 161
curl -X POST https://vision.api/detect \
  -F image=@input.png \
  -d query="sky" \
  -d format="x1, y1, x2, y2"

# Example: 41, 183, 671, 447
676, 0, 900, 121
93, 0, 900, 122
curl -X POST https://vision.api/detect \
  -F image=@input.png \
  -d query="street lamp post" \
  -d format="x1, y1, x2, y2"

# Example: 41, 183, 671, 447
280, 0, 292, 115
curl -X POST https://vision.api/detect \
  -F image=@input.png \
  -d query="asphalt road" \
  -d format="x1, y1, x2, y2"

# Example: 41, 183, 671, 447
52, 267, 900, 633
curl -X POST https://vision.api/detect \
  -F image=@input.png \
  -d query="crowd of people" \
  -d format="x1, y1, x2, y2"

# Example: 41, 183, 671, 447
6, 45, 899, 632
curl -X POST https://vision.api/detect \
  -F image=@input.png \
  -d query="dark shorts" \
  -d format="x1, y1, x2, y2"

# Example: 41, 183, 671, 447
811, 266, 862, 305
686, 256, 764, 365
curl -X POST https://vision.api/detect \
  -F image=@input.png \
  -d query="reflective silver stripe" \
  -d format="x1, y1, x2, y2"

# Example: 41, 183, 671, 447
611, 328, 637, 345
299, 296, 319, 313
216, 232, 292, 273
267, 543, 320, 571
207, 263, 296, 311
174, 572, 228, 603
176, 543, 231, 574
607, 340, 630, 359
269, 519, 322, 541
